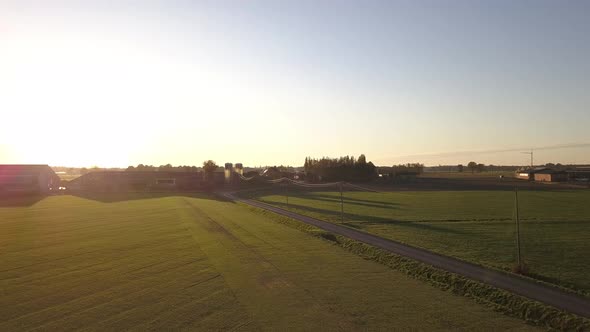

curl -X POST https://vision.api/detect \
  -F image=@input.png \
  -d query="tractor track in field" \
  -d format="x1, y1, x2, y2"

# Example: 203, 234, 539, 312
180, 198, 358, 328
222, 192, 590, 319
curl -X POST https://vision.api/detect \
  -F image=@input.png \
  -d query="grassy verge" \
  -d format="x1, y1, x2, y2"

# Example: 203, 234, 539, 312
241, 203, 590, 331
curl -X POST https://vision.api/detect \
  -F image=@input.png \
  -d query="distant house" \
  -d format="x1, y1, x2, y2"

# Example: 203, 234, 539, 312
567, 168, 590, 183
534, 169, 568, 182
67, 171, 205, 192
515, 167, 548, 180
260, 167, 297, 180
0, 165, 60, 195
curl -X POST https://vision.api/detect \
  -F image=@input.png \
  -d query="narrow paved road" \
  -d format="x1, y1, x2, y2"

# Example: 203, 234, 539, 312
223, 193, 590, 318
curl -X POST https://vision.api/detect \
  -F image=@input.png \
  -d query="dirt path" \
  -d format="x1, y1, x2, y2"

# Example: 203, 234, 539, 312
223, 192, 590, 318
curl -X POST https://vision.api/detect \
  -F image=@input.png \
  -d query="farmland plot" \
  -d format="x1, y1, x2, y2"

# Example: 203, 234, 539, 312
0, 194, 535, 330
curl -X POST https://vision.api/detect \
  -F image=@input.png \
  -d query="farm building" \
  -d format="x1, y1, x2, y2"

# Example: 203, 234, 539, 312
566, 168, 590, 183
224, 163, 234, 184
66, 167, 243, 192
0, 164, 61, 195
67, 171, 206, 192
234, 163, 244, 175
533, 169, 568, 182
515, 167, 548, 180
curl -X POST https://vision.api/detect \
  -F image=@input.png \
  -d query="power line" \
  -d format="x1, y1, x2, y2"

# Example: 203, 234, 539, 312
376, 142, 590, 163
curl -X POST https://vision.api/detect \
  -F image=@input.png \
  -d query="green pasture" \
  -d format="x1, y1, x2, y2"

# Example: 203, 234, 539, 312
419, 171, 515, 178
252, 189, 590, 293
0, 194, 535, 330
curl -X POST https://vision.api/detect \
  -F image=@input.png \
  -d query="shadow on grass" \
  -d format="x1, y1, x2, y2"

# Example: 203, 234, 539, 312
68, 191, 234, 204
0, 194, 47, 207
290, 193, 401, 210
255, 189, 401, 210
265, 200, 469, 235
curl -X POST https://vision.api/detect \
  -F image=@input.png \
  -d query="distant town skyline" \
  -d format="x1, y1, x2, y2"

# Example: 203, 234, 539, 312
1, 1, 589, 167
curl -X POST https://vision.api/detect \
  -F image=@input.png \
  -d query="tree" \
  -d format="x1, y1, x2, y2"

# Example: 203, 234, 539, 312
467, 161, 477, 173
303, 154, 377, 181
457, 164, 464, 173
202, 160, 218, 180
158, 163, 173, 172
476, 163, 485, 172
358, 154, 367, 166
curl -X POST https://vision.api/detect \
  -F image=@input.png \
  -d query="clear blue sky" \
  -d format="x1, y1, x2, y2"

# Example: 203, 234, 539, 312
1, 0, 589, 167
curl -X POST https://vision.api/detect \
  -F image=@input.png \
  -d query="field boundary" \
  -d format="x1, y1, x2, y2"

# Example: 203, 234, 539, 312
222, 192, 590, 320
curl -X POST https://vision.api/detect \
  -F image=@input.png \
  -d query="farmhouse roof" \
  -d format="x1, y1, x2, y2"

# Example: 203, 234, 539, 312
80, 171, 203, 176
566, 168, 590, 173
0, 164, 53, 175
68, 170, 205, 185
519, 167, 548, 174
535, 169, 567, 175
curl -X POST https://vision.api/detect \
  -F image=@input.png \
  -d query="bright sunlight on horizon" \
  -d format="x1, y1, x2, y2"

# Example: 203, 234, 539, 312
2, 1, 590, 167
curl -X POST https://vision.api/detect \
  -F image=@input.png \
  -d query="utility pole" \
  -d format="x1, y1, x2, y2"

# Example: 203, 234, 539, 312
521, 149, 533, 168
340, 182, 344, 223
514, 187, 522, 270
285, 181, 289, 205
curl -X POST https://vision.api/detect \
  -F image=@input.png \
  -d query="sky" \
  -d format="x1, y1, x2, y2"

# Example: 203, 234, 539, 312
1, 0, 589, 167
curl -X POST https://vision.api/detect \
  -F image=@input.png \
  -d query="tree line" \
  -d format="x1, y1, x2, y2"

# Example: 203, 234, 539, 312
126, 164, 202, 172
457, 162, 486, 173
303, 154, 376, 181
378, 163, 424, 176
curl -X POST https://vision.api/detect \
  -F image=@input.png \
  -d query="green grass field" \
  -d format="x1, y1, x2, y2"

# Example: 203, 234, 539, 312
0, 194, 536, 330
251, 189, 590, 293
419, 171, 515, 178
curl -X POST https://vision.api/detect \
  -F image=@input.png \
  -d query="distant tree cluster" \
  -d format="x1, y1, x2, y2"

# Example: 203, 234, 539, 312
466, 161, 485, 173
544, 162, 564, 169
389, 163, 424, 175
274, 165, 297, 173
377, 163, 424, 179
126, 164, 201, 172
304, 154, 376, 181
201, 160, 218, 175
